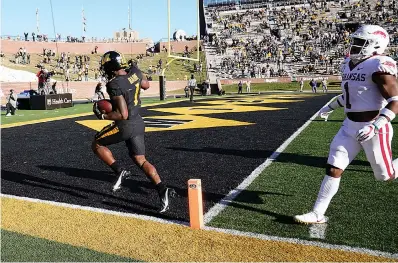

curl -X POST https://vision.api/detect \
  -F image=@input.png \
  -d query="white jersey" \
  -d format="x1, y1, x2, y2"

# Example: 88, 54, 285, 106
341, 55, 397, 113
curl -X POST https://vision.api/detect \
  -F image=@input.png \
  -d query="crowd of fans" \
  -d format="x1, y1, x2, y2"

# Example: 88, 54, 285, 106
12, 47, 31, 65
3, 32, 152, 44
204, 0, 398, 79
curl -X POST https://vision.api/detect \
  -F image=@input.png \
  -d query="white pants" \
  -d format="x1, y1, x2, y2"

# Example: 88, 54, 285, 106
328, 118, 395, 181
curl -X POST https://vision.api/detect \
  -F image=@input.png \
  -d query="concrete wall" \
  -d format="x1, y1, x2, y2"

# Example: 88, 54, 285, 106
1, 80, 187, 105
1, 40, 200, 55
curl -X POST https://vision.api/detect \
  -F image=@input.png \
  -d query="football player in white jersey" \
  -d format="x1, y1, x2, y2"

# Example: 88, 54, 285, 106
295, 25, 398, 224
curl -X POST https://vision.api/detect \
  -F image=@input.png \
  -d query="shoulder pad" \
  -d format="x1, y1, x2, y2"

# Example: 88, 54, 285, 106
373, 56, 397, 77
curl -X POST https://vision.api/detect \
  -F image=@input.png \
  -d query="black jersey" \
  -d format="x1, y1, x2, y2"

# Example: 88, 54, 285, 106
106, 66, 143, 124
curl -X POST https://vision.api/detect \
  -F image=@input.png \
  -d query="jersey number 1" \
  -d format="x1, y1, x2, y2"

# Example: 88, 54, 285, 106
344, 82, 352, 109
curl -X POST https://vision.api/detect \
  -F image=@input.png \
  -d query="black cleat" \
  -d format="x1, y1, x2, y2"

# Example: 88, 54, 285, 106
159, 188, 177, 213
112, 169, 132, 192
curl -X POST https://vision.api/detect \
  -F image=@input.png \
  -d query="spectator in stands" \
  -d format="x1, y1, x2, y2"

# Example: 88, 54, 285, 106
187, 74, 197, 102
65, 66, 70, 81
92, 82, 105, 102
84, 67, 89, 81
24, 32, 28, 41
32, 32, 35, 42
77, 69, 83, 81
5, 89, 17, 117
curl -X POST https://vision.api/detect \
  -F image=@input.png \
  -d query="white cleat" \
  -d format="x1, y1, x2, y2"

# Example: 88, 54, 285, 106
112, 170, 131, 192
294, 211, 327, 224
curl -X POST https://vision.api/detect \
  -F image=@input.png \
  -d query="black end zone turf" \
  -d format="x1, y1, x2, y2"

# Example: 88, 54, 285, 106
1, 94, 335, 221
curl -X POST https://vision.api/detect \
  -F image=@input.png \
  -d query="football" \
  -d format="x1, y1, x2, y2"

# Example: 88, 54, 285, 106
141, 79, 150, 90
96, 99, 113, 113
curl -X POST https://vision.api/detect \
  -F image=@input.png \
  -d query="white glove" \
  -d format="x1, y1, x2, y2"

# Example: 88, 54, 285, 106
356, 124, 376, 142
318, 106, 333, 121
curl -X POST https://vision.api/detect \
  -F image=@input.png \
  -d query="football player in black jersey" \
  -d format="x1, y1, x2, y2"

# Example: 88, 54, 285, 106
92, 51, 175, 213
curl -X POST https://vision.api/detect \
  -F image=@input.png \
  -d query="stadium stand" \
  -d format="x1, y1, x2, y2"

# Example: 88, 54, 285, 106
202, 0, 398, 82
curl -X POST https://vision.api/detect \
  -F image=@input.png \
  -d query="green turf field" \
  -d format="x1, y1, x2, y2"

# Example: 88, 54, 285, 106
208, 107, 398, 253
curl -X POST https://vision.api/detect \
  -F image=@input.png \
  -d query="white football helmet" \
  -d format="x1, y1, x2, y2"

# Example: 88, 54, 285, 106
348, 25, 390, 61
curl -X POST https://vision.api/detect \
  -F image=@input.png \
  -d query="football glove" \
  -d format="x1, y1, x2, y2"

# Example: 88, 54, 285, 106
318, 106, 333, 121
356, 114, 392, 143
93, 102, 104, 120
356, 124, 376, 142
318, 94, 344, 121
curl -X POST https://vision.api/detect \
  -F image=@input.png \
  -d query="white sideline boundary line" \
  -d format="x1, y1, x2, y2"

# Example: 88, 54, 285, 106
203, 96, 337, 223
204, 226, 398, 259
0, 194, 188, 226
2, 194, 397, 260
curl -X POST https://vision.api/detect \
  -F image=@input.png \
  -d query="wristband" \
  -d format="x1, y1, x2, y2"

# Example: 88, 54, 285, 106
373, 116, 389, 130
386, 96, 398, 103
380, 108, 396, 121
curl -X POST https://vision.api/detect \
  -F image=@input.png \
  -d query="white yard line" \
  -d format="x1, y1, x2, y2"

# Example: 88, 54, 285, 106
0, 194, 188, 226
203, 96, 337, 223
309, 222, 328, 239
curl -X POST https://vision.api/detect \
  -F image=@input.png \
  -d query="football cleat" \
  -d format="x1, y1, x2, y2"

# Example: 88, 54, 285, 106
112, 169, 132, 192
159, 188, 177, 213
294, 211, 327, 224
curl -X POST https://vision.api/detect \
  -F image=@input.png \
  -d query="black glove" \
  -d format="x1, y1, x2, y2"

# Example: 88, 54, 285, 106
93, 102, 104, 119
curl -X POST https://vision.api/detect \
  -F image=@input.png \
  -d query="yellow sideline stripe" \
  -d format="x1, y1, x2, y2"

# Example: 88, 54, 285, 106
0, 100, 179, 129
1, 197, 393, 262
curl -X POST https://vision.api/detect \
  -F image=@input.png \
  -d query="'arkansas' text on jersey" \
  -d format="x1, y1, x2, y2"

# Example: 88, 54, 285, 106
342, 73, 366, 81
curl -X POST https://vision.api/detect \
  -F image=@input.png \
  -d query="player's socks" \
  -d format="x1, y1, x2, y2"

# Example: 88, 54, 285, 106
110, 161, 123, 174
313, 175, 341, 216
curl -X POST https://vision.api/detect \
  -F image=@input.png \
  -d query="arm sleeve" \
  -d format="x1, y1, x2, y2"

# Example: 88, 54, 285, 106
328, 94, 345, 110
106, 81, 122, 97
